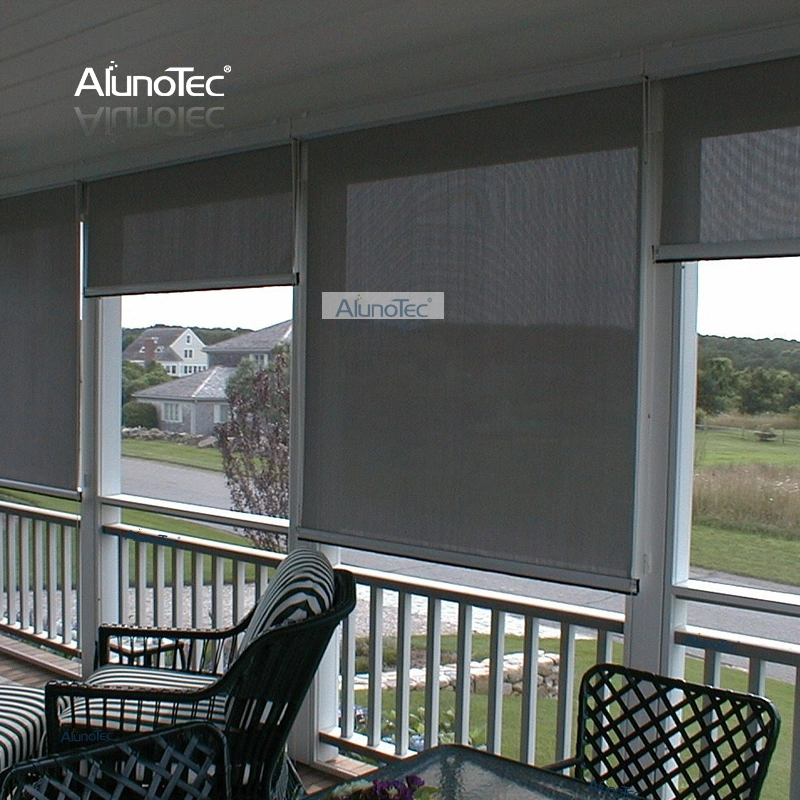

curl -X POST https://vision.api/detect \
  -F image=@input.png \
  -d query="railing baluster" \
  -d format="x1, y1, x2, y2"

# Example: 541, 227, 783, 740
520, 615, 540, 764
597, 629, 613, 663
6, 514, 17, 629
212, 555, 224, 629
61, 525, 73, 646
0, 514, 6, 624
119, 535, 130, 624
172, 548, 185, 628
153, 543, 166, 628
135, 540, 147, 626
367, 586, 384, 748
340, 609, 356, 739
192, 551, 204, 629
234, 560, 246, 624
424, 597, 442, 750
395, 591, 412, 756
791, 674, 800, 800
555, 622, 576, 763
33, 520, 44, 635
48, 523, 60, 636
19, 517, 30, 631
455, 603, 473, 745
748, 656, 766, 696
487, 609, 505, 754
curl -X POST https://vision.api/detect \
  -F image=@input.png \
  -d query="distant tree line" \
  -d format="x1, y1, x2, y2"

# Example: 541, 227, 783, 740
698, 335, 800, 416
121, 326, 253, 351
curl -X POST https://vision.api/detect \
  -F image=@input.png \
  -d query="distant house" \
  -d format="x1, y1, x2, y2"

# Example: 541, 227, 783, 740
133, 366, 235, 435
204, 320, 292, 368
123, 327, 208, 376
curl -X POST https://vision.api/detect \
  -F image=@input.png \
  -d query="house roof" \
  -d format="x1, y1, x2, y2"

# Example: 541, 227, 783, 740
203, 320, 292, 355
134, 366, 235, 402
123, 327, 201, 363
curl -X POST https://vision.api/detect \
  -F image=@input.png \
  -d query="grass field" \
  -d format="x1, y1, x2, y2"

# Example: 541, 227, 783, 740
122, 439, 224, 472
692, 424, 800, 584
695, 425, 800, 466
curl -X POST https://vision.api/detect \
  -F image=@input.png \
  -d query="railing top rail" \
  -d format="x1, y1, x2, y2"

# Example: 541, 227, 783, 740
102, 522, 285, 566
675, 579, 800, 619
101, 493, 289, 534
676, 624, 800, 667
0, 500, 80, 526
347, 563, 625, 632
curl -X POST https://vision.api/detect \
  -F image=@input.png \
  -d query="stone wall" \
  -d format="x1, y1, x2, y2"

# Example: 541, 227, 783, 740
121, 427, 212, 446
353, 650, 560, 699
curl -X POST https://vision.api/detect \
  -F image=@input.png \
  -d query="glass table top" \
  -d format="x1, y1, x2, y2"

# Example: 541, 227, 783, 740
307, 745, 606, 799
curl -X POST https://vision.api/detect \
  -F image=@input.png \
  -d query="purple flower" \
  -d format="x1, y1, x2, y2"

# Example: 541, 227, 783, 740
405, 775, 424, 790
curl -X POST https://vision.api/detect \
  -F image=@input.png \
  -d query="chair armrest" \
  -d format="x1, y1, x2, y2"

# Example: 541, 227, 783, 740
540, 756, 580, 774
97, 618, 250, 670
44, 679, 220, 753
2, 722, 229, 800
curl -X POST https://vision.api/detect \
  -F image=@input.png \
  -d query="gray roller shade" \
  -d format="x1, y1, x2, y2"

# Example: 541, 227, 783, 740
0, 187, 79, 495
85, 146, 294, 295
301, 86, 641, 593
659, 56, 800, 261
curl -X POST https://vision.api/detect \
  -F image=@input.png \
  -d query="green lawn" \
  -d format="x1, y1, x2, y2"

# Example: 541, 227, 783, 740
695, 426, 800, 467
122, 439, 224, 472
692, 523, 800, 586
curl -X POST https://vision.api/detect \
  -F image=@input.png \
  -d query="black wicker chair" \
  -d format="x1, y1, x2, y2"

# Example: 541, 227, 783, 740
546, 663, 780, 800
44, 556, 356, 800
0, 722, 229, 800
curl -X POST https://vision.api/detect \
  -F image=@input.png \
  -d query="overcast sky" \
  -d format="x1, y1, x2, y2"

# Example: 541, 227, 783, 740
122, 258, 800, 341
122, 286, 293, 330
697, 258, 800, 341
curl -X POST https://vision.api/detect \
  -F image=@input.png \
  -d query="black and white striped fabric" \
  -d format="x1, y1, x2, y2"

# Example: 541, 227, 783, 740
0, 685, 47, 771
237, 550, 335, 655
57, 667, 226, 735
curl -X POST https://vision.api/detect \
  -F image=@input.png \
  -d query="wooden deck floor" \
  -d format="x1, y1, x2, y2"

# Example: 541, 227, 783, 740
0, 635, 341, 793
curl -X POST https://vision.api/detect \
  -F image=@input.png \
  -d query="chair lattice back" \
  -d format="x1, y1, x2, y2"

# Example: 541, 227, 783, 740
0, 722, 229, 800
574, 664, 780, 800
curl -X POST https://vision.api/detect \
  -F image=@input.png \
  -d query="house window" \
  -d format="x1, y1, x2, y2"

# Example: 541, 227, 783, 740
163, 403, 182, 423
184, 349, 193, 359
214, 404, 230, 424
186, 335, 191, 343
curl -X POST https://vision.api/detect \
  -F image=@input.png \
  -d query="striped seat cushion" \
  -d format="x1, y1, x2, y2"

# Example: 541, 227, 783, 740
57, 667, 227, 736
237, 549, 335, 655
0, 685, 46, 771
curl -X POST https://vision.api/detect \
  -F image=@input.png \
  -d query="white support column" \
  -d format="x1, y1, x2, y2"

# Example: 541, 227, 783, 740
79, 291, 122, 675
625, 80, 696, 676
286, 140, 343, 766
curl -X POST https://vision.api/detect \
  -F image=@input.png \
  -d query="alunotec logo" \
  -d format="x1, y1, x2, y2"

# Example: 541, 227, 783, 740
322, 292, 445, 320
75, 61, 226, 97
74, 61, 228, 136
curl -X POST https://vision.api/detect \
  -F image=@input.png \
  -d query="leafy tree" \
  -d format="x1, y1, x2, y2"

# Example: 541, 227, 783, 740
215, 346, 290, 551
696, 357, 737, 415
122, 360, 173, 404
122, 400, 158, 428
737, 367, 800, 415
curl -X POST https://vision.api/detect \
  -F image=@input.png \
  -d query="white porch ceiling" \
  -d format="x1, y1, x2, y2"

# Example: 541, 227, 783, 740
2, 0, 800, 195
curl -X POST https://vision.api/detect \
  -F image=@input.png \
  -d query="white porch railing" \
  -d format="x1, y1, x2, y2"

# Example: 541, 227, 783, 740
0, 501, 80, 654
0, 500, 798, 797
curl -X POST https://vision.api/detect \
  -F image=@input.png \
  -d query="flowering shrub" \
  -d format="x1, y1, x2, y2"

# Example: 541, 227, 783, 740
327, 774, 438, 799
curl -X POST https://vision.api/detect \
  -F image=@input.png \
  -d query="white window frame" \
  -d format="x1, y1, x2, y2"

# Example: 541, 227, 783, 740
163, 402, 182, 423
